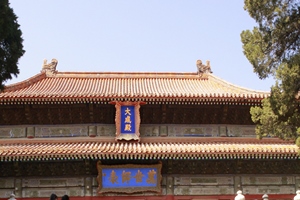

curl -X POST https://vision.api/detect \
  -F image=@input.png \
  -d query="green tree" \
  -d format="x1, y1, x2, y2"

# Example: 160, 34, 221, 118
0, 0, 25, 90
241, 0, 300, 143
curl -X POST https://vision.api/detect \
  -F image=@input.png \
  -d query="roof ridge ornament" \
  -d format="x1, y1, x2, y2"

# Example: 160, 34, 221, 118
41, 58, 58, 75
196, 59, 213, 75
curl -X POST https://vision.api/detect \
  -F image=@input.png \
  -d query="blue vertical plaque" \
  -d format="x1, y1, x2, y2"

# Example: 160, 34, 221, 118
112, 101, 144, 141
120, 106, 135, 134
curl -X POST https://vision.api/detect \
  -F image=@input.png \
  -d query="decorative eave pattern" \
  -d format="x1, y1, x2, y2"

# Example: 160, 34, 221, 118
0, 138, 298, 162
0, 71, 270, 105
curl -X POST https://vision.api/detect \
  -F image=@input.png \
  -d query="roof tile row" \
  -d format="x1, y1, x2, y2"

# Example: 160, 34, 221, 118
0, 140, 298, 161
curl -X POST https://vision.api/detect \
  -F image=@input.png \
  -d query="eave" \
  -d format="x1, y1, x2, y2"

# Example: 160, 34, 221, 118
0, 137, 298, 162
0, 71, 269, 105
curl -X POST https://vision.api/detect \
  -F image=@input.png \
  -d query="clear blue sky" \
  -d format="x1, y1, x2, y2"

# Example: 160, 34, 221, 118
8, 0, 274, 91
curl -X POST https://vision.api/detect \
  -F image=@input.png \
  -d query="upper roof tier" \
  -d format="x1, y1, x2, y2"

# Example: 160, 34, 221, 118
0, 59, 270, 104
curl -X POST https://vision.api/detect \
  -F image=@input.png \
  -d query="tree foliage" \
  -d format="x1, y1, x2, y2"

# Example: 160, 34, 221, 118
241, 0, 300, 143
0, 0, 25, 90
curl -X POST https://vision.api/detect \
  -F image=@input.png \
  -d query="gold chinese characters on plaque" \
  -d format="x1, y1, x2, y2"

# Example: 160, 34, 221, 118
111, 101, 144, 142
97, 161, 162, 194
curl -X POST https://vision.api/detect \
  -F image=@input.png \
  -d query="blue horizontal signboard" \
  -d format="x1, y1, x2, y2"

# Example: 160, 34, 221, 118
102, 168, 157, 188
97, 162, 162, 194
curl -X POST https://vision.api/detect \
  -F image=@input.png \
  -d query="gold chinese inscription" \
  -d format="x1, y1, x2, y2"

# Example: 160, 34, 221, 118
109, 170, 118, 184
122, 170, 131, 183
113, 101, 143, 142
97, 162, 162, 194
125, 107, 131, 116
123, 107, 132, 132
133, 169, 144, 183
146, 169, 157, 184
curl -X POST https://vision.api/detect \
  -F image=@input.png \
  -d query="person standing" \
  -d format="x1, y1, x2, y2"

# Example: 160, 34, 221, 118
50, 194, 58, 200
61, 195, 69, 200
8, 194, 16, 200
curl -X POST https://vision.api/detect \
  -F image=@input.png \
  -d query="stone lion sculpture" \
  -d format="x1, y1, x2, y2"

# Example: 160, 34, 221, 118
196, 60, 212, 74
42, 58, 58, 72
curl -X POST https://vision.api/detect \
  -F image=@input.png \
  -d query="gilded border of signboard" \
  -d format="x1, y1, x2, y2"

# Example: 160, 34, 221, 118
113, 101, 143, 142
97, 161, 162, 194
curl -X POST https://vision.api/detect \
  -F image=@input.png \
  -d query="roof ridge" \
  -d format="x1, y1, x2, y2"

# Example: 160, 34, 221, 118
54, 71, 208, 79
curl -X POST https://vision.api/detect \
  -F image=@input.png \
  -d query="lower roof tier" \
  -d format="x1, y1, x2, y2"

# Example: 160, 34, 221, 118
0, 137, 298, 162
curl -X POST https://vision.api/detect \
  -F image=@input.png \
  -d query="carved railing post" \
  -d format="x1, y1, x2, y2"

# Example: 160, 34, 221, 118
262, 194, 268, 200
234, 190, 245, 200
294, 190, 300, 200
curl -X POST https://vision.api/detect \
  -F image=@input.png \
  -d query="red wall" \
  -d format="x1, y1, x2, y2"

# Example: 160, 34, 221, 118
0, 194, 295, 200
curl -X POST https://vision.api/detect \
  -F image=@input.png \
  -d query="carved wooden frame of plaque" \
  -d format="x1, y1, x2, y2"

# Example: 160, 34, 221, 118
97, 161, 162, 194
112, 101, 143, 142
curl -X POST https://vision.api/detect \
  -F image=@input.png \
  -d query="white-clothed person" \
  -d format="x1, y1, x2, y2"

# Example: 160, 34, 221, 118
8, 194, 16, 200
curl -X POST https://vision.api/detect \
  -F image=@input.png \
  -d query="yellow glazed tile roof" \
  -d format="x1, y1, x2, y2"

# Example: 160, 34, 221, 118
0, 137, 297, 161
0, 70, 269, 104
